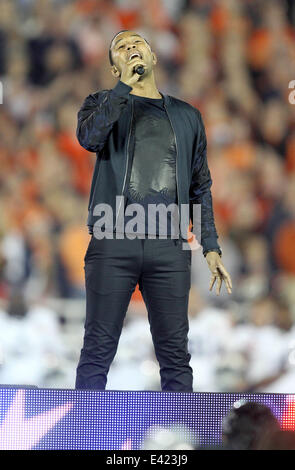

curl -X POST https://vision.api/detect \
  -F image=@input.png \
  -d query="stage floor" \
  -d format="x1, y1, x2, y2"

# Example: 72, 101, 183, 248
0, 387, 294, 450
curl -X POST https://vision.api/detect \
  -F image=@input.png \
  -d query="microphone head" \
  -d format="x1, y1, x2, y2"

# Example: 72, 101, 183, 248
134, 65, 145, 75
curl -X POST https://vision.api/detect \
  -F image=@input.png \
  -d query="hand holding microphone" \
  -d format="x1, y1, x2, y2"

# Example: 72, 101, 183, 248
120, 57, 147, 87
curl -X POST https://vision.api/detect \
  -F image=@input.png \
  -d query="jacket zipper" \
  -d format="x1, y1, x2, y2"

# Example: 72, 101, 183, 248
163, 101, 181, 239
115, 96, 134, 231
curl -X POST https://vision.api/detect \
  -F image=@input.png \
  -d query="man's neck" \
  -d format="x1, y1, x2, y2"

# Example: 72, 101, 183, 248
129, 78, 162, 99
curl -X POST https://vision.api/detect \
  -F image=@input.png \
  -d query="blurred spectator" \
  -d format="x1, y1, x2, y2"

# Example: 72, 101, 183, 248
222, 401, 281, 450
141, 424, 197, 450
0, 289, 66, 387
257, 430, 295, 450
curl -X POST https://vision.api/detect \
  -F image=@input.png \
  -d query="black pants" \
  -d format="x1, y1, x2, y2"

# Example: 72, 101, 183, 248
75, 235, 193, 392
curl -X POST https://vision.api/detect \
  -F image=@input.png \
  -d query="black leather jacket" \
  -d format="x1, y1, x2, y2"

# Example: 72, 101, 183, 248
76, 79, 221, 256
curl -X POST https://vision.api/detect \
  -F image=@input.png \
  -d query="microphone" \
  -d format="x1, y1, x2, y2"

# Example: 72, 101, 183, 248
134, 65, 145, 75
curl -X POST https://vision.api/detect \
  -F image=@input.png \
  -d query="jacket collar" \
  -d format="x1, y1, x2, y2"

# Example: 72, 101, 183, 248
128, 90, 169, 104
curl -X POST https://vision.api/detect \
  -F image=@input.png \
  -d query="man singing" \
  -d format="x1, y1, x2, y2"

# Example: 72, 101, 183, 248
75, 30, 232, 392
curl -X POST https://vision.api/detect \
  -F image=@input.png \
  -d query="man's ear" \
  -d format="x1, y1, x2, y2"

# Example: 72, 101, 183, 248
111, 65, 121, 78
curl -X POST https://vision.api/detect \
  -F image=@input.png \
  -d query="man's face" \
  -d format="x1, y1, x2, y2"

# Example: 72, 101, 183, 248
110, 31, 156, 77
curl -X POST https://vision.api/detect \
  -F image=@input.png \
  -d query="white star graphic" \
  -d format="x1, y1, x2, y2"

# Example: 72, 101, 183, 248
0, 390, 74, 449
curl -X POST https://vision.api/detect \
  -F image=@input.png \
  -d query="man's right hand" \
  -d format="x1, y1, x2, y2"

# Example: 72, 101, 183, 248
120, 58, 147, 87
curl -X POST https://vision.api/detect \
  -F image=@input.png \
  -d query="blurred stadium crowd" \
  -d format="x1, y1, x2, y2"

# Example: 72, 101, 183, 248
0, 0, 295, 391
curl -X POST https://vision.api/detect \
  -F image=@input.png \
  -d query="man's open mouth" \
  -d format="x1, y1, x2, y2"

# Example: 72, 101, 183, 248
128, 52, 142, 61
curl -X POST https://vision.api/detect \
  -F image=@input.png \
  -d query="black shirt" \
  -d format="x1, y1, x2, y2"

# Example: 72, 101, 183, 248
122, 93, 178, 237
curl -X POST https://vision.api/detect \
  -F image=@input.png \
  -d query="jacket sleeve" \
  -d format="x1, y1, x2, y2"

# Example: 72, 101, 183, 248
189, 110, 221, 256
76, 80, 133, 153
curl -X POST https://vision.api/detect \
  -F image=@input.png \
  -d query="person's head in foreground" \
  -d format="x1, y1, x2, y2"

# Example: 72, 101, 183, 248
222, 401, 281, 450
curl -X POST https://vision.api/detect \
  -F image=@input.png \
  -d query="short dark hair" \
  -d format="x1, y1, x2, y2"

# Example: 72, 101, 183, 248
109, 30, 151, 66
222, 402, 280, 450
